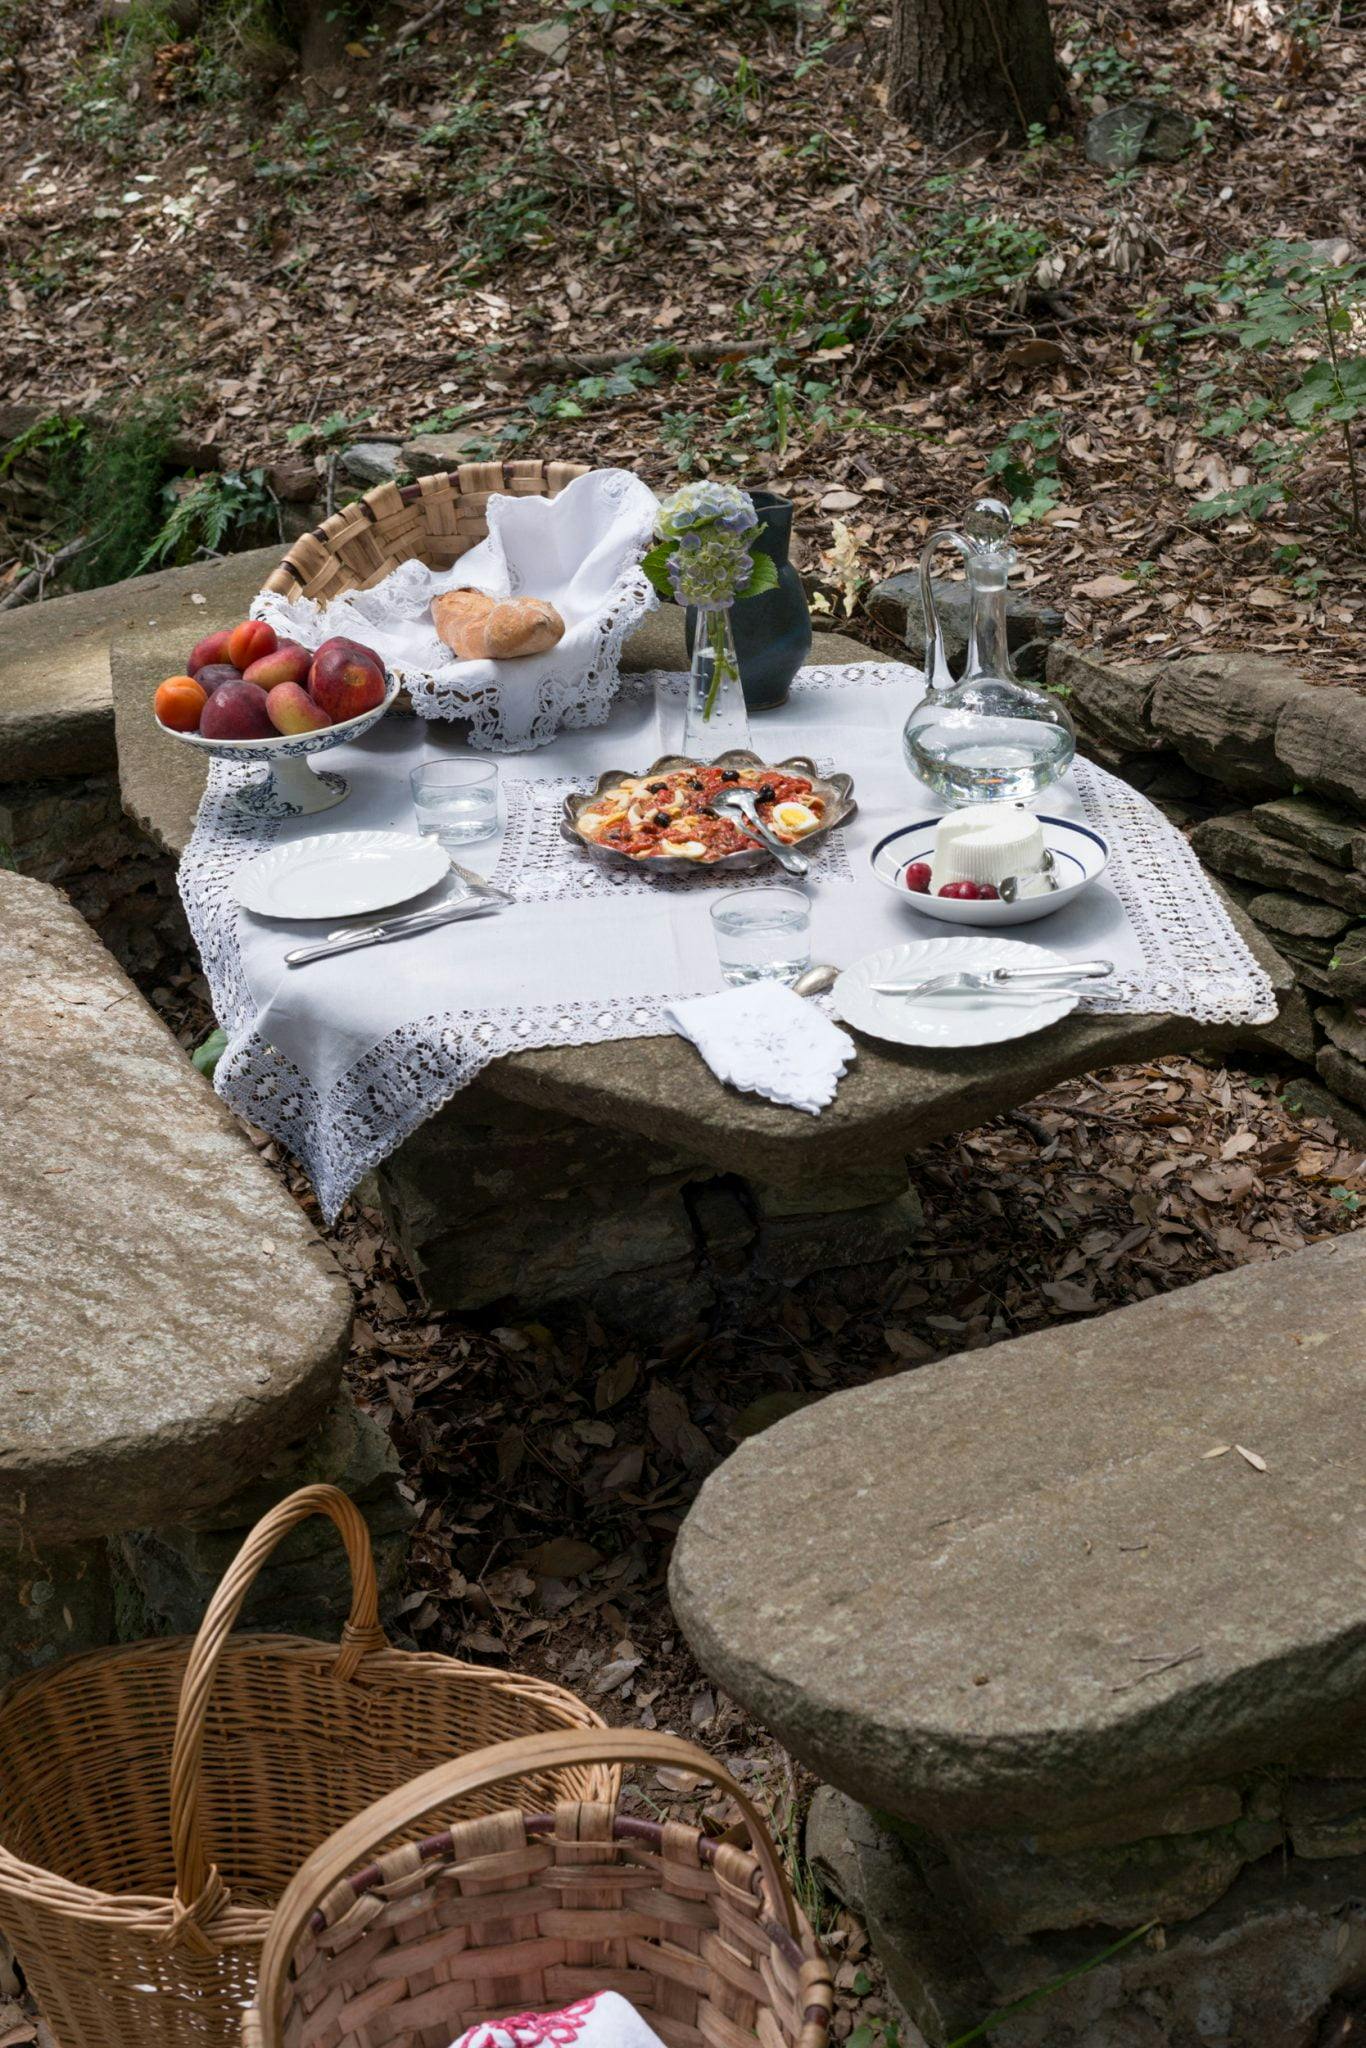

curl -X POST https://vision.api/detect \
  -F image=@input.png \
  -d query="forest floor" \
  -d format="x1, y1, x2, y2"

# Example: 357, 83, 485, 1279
5, 3, 1366, 2035
2, 0, 1365, 673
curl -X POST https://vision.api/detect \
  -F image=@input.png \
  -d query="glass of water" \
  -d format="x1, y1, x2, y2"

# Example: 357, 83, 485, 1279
410, 759, 500, 848
710, 887, 811, 988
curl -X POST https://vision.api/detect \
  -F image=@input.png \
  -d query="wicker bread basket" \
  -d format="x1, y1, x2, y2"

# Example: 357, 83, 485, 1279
245, 1727, 833, 2048
0, 1487, 615, 2048
261, 462, 592, 607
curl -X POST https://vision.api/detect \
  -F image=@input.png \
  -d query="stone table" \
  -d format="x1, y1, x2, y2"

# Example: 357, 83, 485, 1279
671, 1231, 1366, 2046
111, 608, 1294, 1324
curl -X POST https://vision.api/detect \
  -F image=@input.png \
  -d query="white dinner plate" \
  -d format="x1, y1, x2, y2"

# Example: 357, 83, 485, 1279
233, 830, 450, 920
833, 937, 1081, 1050
870, 813, 1110, 926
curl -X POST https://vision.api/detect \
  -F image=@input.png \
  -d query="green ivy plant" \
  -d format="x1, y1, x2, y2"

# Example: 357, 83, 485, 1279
985, 412, 1064, 523
1182, 239, 1366, 539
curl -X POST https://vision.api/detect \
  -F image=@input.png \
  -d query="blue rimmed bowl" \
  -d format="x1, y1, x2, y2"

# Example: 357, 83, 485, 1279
871, 813, 1110, 926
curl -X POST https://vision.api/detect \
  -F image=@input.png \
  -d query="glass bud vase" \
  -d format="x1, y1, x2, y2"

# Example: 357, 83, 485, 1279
903, 535, 1076, 804
681, 606, 753, 759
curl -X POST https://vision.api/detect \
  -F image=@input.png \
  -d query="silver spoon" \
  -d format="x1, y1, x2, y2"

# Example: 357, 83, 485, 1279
792, 963, 838, 997
708, 788, 811, 879
998, 849, 1058, 904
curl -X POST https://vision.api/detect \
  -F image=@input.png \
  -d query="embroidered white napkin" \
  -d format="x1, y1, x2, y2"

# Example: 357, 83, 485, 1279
254, 468, 659, 752
452, 1991, 668, 2048
665, 981, 856, 1115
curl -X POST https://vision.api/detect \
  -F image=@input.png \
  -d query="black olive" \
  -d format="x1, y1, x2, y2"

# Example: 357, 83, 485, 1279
758, 783, 776, 803
688, 777, 703, 791
653, 810, 671, 828
720, 768, 740, 783
647, 781, 666, 793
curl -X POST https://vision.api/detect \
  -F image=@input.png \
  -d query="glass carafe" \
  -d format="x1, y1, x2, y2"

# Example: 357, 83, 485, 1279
902, 513, 1075, 804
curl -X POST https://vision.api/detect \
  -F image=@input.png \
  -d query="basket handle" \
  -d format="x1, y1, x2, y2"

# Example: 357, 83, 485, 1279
253, 1726, 802, 2044
168, 1484, 387, 1922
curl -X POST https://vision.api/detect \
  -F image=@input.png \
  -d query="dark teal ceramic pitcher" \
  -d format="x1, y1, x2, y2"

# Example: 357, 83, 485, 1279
685, 489, 811, 711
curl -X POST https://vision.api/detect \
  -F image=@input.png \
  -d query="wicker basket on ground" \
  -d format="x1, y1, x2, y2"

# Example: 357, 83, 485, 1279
0, 1486, 615, 2048
260, 462, 592, 607
244, 1727, 833, 2048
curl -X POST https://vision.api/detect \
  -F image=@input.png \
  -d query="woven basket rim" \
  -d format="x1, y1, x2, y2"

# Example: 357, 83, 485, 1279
312, 1809, 812, 1975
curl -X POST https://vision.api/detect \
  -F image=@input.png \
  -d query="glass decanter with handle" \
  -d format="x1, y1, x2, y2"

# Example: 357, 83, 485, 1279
903, 498, 1075, 803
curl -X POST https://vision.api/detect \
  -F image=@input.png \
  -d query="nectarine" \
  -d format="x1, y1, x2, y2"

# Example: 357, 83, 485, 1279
154, 675, 207, 732
195, 662, 242, 695
187, 630, 235, 676
227, 619, 278, 672
244, 641, 311, 690
201, 679, 275, 741
309, 637, 386, 723
266, 682, 332, 736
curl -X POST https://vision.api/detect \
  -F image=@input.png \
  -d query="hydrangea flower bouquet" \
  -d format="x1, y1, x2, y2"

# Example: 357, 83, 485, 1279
643, 482, 777, 757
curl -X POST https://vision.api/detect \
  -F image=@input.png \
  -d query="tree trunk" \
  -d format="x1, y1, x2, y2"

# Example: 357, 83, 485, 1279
276, 0, 376, 78
887, 0, 1063, 147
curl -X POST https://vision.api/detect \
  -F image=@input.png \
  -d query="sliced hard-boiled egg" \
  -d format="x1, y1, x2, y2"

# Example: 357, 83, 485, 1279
662, 839, 708, 860
770, 800, 821, 837
576, 807, 616, 837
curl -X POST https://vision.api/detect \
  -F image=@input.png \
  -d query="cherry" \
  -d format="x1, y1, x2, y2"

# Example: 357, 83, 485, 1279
904, 861, 932, 894
977, 883, 1000, 899
938, 880, 982, 899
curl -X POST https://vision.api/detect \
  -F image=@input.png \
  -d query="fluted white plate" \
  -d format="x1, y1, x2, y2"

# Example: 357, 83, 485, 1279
233, 831, 449, 919
833, 936, 1080, 1049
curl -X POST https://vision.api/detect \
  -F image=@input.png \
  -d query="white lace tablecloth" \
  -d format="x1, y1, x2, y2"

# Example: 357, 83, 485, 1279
180, 662, 1277, 1221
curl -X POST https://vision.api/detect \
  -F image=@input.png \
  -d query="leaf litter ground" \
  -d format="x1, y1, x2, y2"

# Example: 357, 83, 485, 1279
1, 0, 1364, 675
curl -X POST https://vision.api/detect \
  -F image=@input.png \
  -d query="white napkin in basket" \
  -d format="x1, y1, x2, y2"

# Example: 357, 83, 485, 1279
665, 982, 856, 1115
452, 1991, 669, 2048
253, 468, 659, 751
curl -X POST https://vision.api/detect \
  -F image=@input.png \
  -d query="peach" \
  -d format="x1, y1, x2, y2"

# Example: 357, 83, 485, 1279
244, 640, 312, 690
195, 662, 242, 695
227, 618, 278, 671
200, 679, 275, 741
309, 636, 386, 723
187, 629, 235, 676
154, 675, 207, 732
266, 681, 332, 736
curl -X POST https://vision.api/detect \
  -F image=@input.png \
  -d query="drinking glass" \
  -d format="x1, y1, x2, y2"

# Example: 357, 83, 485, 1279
410, 760, 500, 847
710, 887, 811, 988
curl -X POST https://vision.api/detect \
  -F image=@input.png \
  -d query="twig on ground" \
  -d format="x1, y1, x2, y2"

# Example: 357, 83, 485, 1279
0, 532, 91, 610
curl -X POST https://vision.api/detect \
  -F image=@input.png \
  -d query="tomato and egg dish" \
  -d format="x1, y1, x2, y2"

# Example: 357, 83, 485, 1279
574, 764, 825, 863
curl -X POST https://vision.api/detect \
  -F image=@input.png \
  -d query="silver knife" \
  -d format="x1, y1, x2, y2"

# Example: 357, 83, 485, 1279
285, 897, 502, 967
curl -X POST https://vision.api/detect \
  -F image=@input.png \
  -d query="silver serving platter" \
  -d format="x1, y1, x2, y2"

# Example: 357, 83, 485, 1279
560, 750, 858, 879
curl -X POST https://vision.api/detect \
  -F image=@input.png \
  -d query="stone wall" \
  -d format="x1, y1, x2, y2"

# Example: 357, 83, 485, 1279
1049, 644, 1366, 1141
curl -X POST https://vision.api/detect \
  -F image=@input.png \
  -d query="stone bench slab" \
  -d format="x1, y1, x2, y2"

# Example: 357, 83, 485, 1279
0, 546, 286, 784
671, 1230, 1366, 1832
0, 871, 351, 1545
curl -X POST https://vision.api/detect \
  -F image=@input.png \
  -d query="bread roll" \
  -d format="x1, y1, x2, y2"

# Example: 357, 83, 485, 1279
433, 588, 565, 661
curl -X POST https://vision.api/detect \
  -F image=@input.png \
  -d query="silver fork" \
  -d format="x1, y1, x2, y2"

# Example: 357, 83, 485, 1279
873, 958, 1114, 999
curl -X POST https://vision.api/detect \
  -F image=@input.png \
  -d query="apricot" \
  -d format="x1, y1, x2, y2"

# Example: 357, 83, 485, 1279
309, 636, 386, 723
200, 679, 275, 741
226, 618, 278, 672
266, 681, 332, 736
244, 640, 311, 690
154, 675, 207, 733
187, 629, 235, 676
195, 662, 243, 695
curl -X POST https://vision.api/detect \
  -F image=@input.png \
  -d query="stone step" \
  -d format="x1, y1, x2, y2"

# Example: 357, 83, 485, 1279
0, 545, 284, 785
0, 868, 351, 1551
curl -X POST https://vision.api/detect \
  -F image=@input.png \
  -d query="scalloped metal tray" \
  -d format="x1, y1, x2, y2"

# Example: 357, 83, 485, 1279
560, 750, 857, 878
